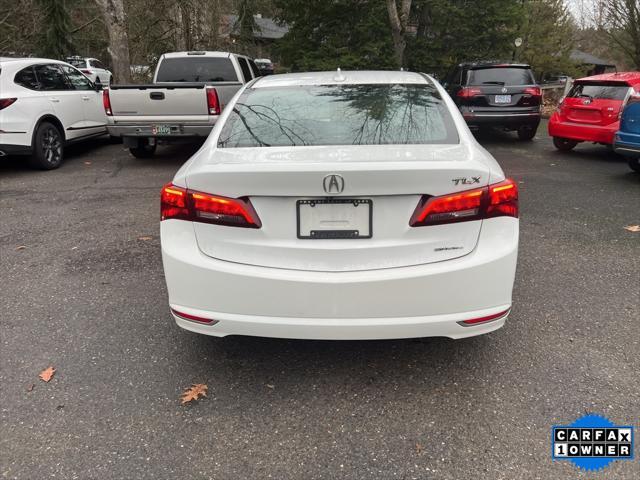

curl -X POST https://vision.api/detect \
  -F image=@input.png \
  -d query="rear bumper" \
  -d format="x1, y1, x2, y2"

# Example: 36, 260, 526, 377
0, 143, 32, 156
548, 114, 619, 144
106, 123, 213, 138
614, 131, 640, 158
161, 217, 519, 340
461, 109, 540, 128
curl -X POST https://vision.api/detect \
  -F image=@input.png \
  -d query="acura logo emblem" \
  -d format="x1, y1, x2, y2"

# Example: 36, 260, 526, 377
323, 174, 344, 194
501, 87, 508, 93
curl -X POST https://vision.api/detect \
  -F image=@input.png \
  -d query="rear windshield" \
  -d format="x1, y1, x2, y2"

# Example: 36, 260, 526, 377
66, 59, 85, 68
468, 67, 534, 86
217, 84, 458, 148
568, 83, 631, 101
155, 57, 238, 82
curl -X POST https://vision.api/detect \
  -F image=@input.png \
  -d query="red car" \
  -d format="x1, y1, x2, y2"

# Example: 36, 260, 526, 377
549, 72, 640, 151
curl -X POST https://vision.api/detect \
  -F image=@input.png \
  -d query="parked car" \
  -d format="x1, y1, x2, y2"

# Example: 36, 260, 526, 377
65, 56, 112, 85
160, 70, 519, 340
444, 61, 541, 140
105, 51, 261, 158
614, 94, 640, 172
548, 72, 640, 152
0, 57, 107, 169
254, 58, 274, 75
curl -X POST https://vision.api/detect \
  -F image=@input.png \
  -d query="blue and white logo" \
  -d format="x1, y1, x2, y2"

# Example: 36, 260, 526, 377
552, 414, 634, 472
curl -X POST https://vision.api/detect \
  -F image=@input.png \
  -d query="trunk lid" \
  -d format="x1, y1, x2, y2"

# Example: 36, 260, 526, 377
186, 144, 493, 272
560, 81, 632, 126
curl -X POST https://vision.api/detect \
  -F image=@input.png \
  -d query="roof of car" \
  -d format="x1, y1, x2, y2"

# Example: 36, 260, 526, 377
253, 70, 430, 88
458, 61, 531, 69
0, 57, 68, 67
577, 71, 640, 86
162, 51, 235, 59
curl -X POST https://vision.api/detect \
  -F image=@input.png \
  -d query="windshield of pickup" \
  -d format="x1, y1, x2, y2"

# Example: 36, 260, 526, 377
155, 57, 238, 82
217, 84, 458, 148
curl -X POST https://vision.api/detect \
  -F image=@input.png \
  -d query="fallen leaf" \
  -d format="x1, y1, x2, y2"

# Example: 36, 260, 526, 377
39, 366, 56, 382
415, 442, 424, 454
624, 225, 640, 232
266, 384, 275, 389
180, 384, 208, 404
15, 245, 26, 251
26, 384, 34, 392
84, 161, 92, 165
138, 236, 153, 241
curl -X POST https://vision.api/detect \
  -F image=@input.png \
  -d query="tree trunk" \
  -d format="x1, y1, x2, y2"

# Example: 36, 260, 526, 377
386, 0, 412, 68
94, 0, 131, 83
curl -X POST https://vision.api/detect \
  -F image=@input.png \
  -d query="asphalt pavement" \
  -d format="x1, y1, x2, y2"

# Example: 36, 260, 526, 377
1, 121, 639, 479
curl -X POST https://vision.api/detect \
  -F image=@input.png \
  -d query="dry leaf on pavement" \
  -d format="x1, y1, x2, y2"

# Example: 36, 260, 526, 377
26, 384, 35, 392
180, 384, 208, 404
15, 245, 26, 251
84, 161, 92, 165
623, 225, 640, 232
138, 236, 153, 241
39, 366, 56, 382
415, 442, 424, 454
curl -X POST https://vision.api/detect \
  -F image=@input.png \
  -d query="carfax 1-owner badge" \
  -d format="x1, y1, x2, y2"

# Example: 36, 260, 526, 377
552, 414, 634, 472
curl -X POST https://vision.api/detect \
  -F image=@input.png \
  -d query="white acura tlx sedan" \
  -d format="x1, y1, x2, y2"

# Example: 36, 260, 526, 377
160, 70, 519, 340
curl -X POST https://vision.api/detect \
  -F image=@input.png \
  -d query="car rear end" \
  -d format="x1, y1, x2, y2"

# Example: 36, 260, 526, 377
456, 64, 541, 134
614, 94, 640, 172
549, 73, 639, 146
0, 59, 35, 156
160, 72, 519, 340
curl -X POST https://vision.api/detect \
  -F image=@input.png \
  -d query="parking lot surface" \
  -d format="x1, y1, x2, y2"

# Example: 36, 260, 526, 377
1, 121, 639, 479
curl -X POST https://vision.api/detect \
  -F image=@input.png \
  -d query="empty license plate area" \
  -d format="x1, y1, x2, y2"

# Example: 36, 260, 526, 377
297, 199, 372, 239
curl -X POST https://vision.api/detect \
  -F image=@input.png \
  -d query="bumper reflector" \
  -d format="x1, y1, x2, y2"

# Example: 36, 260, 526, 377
457, 308, 510, 327
171, 308, 219, 325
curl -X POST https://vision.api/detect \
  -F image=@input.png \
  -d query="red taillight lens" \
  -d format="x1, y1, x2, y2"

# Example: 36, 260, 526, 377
457, 87, 482, 98
458, 308, 510, 326
410, 178, 518, 227
103, 88, 112, 116
206, 87, 220, 115
161, 183, 261, 228
523, 86, 542, 97
171, 308, 218, 325
80, 69, 91, 74
0, 98, 17, 110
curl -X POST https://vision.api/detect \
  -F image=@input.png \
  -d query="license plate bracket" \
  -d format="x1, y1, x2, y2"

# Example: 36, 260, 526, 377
297, 199, 372, 239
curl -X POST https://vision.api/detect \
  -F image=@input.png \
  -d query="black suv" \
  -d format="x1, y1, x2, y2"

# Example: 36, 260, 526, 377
444, 62, 542, 140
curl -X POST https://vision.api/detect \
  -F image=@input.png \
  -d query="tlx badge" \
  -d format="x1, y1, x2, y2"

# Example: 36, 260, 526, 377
452, 177, 480, 186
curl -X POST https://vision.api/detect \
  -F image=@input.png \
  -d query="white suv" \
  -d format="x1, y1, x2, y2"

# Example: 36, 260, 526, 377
66, 57, 112, 85
0, 58, 107, 169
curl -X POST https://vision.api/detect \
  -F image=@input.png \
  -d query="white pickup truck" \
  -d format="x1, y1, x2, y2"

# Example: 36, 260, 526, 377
105, 51, 262, 158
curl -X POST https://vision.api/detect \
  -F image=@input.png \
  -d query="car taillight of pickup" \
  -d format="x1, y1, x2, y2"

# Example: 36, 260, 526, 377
105, 51, 263, 158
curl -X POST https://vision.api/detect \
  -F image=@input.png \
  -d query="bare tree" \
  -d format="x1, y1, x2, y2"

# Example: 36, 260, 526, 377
94, 0, 131, 82
603, 0, 640, 68
386, 0, 412, 68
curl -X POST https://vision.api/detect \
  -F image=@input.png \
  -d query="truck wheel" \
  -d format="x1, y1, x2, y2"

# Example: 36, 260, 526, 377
129, 139, 156, 158
517, 125, 537, 141
29, 121, 64, 170
628, 157, 640, 173
553, 137, 577, 152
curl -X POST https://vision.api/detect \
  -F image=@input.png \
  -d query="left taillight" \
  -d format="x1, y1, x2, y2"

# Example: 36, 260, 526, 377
161, 183, 261, 228
0, 98, 17, 110
410, 178, 518, 227
206, 87, 220, 115
103, 88, 112, 116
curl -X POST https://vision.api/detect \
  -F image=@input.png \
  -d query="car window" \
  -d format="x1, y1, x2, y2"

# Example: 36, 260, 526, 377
237, 57, 253, 82
15, 66, 40, 90
568, 83, 631, 101
67, 58, 86, 68
249, 60, 261, 78
60, 65, 93, 90
218, 84, 459, 148
467, 67, 534, 86
94, 61, 105, 69
155, 57, 239, 82
34, 64, 69, 91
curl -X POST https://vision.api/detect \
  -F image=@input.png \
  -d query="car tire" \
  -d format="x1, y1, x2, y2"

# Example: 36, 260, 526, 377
517, 125, 537, 141
628, 157, 640, 173
129, 139, 157, 158
553, 137, 577, 152
29, 121, 64, 170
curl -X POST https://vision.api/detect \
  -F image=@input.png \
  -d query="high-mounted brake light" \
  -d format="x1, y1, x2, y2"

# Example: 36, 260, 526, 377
523, 86, 542, 97
102, 88, 112, 116
457, 87, 482, 98
0, 98, 17, 110
410, 178, 518, 227
206, 87, 221, 115
161, 183, 261, 228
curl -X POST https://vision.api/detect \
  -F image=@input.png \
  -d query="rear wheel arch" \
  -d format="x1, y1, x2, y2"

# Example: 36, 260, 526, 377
32, 114, 66, 146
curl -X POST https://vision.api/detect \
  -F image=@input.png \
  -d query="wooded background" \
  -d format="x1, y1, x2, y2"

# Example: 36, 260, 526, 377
0, 0, 638, 83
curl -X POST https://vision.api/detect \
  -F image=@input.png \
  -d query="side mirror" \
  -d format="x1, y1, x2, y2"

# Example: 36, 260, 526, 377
94, 80, 103, 91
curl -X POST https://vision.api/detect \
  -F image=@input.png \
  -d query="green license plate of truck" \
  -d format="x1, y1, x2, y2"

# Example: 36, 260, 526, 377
153, 125, 171, 135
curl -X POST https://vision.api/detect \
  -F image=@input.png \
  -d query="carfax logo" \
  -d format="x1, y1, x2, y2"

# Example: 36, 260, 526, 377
552, 414, 634, 472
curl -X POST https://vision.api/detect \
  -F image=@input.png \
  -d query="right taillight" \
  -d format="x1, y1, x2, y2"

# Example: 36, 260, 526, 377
103, 88, 112, 116
457, 87, 482, 98
410, 178, 518, 227
0, 98, 17, 110
161, 183, 261, 228
523, 86, 542, 97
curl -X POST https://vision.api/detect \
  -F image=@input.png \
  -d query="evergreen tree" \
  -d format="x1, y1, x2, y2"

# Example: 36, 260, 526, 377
37, 0, 74, 59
